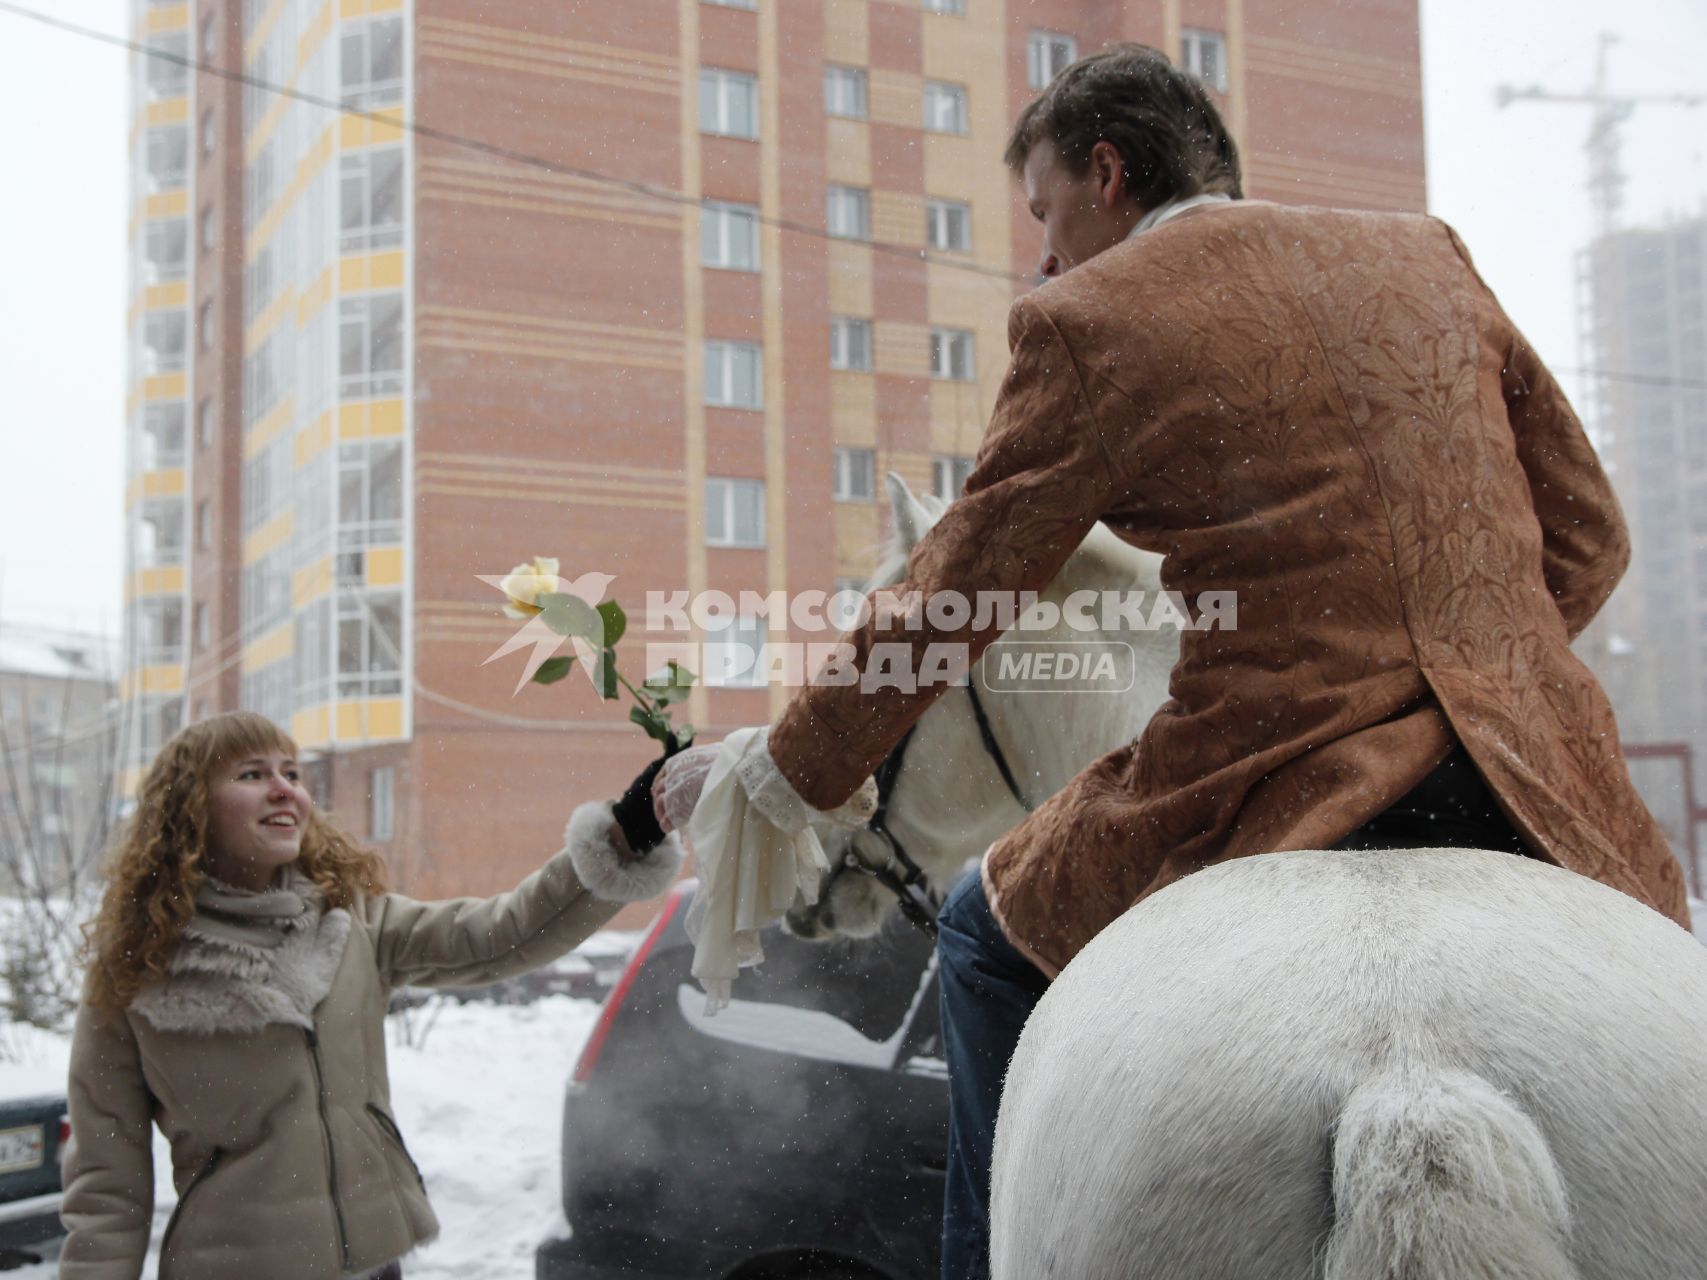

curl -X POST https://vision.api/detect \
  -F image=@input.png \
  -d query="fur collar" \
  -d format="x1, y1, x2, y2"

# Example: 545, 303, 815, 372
130, 870, 352, 1036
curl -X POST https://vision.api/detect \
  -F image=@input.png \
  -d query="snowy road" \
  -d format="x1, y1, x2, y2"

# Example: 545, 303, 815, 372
0, 994, 600, 1278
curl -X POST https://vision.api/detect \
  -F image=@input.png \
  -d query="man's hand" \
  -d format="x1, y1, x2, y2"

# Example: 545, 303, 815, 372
653, 741, 722, 834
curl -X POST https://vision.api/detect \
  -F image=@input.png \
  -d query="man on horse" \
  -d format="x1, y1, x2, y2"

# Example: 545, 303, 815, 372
658, 43, 1690, 1280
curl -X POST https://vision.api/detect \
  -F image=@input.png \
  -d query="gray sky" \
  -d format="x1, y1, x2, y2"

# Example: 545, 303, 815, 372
0, 0, 1703, 638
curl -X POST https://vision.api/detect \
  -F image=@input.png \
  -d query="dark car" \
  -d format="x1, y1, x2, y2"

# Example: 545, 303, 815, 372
537, 883, 947, 1280
0, 1094, 67, 1270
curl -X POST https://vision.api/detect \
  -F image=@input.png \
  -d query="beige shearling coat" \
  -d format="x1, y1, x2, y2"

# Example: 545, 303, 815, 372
767, 201, 1690, 973
61, 845, 635, 1279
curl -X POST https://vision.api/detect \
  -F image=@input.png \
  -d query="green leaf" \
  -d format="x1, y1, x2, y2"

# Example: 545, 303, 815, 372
594, 648, 620, 700
596, 600, 627, 648
531, 656, 574, 685
629, 703, 674, 746
536, 592, 603, 643
644, 660, 696, 706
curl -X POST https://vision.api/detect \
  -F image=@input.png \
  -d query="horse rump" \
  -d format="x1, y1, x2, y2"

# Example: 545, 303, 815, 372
1325, 1068, 1579, 1280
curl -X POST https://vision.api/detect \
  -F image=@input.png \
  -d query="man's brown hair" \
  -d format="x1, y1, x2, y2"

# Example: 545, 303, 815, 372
1004, 44, 1242, 208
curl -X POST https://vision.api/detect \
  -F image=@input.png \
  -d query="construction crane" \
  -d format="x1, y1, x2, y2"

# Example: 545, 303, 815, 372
1497, 32, 1703, 237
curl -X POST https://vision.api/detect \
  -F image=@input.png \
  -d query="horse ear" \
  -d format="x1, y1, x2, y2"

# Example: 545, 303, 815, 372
887, 472, 937, 554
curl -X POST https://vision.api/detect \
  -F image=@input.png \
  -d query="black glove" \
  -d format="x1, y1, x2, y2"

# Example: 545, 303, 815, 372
609, 735, 683, 859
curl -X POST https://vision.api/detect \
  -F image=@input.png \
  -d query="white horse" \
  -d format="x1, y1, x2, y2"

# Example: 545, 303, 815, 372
798, 477, 1707, 1280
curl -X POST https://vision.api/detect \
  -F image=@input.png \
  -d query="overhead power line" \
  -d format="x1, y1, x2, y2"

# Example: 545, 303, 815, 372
0, 1, 1031, 288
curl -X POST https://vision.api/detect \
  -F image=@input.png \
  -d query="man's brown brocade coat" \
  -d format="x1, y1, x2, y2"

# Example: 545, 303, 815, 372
767, 201, 1690, 974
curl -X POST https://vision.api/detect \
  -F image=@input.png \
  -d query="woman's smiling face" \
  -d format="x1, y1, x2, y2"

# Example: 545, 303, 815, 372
204, 751, 311, 890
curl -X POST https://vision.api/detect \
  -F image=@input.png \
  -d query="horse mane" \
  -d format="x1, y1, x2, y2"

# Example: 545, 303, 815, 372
865, 492, 1165, 599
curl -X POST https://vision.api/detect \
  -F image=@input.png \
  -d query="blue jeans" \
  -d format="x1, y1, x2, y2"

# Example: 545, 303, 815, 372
936, 869, 1050, 1280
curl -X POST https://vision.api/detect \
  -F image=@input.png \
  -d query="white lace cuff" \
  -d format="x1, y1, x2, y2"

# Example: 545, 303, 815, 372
734, 727, 879, 836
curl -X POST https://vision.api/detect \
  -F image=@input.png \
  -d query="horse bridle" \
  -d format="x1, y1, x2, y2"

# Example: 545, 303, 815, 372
837, 679, 1033, 939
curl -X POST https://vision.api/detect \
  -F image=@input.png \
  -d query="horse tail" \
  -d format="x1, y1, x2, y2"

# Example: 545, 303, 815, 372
1323, 1069, 1580, 1280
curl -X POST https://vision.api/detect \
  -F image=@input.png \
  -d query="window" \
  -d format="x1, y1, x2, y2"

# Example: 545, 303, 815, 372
1028, 30, 1076, 89
139, 598, 184, 663
144, 311, 188, 373
922, 0, 965, 12
827, 185, 870, 240
198, 299, 214, 351
833, 446, 876, 501
339, 148, 405, 251
926, 198, 971, 252
339, 294, 404, 397
923, 81, 968, 134
705, 477, 765, 548
701, 200, 760, 270
201, 107, 216, 159
370, 767, 395, 840
201, 9, 217, 60
703, 614, 769, 688
337, 439, 405, 549
699, 68, 759, 139
145, 32, 189, 98
830, 316, 872, 371
143, 402, 186, 468
197, 397, 215, 450
1181, 29, 1229, 93
143, 218, 188, 282
245, 140, 276, 231
934, 454, 974, 501
200, 204, 216, 255
705, 341, 763, 408
138, 498, 185, 566
145, 125, 189, 190
705, 0, 756, 7
824, 65, 868, 119
336, 588, 403, 698
196, 499, 212, 551
341, 16, 404, 108
930, 327, 975, 381
194, 601, 210, 653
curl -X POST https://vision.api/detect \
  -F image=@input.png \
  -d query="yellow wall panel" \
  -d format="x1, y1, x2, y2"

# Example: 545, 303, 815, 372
825, 119, 871, 188
140, 664, 185, 695
145, 4, 190, 34
144, 281, 189, 311
369, 399, 405, 437
335, 702, 363, 740
822, 0, 868, 64
868, 69, 920, 130
370, 251, 405, 289
295, 412, 335, 467
870, 190, 925, 248
365, 546, 404, 587
293, 555, 333, 607
830, 374, 877, 444
245, 395, 297, 459
875, 320, 931, 378
292, 703, 332, 750
826, 242, 874, 315
834, 502, 882, 580
145, 99, 190, 127
242, 509, 294, 567
248, 284, 298, 355
365, 699, 404, 739
131, 566, 185, 599
145, 191, 189, 219
141, 469, 186, 500
243, 623, 293, 670
144, 373, 187, 401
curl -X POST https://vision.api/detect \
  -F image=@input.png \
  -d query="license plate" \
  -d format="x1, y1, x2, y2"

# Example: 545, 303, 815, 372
0, 1125, 44, 1174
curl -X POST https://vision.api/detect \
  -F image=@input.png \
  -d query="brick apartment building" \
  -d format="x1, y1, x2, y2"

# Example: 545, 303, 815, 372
122, 0, 1427, 911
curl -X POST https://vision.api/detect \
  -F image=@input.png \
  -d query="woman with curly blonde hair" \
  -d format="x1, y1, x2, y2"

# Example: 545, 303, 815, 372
62, 711, 684, 1280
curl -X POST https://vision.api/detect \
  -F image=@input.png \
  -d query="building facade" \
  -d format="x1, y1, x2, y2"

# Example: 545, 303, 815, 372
1576, 213, 1707, 888
122, 0, 1428, 905
0, 627, 120, 895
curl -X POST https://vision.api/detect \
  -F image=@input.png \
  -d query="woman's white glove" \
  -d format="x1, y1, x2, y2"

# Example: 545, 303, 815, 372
653, 741, 722, 835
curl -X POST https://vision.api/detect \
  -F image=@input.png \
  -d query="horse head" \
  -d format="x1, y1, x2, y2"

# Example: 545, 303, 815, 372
785, 474, 1178, 942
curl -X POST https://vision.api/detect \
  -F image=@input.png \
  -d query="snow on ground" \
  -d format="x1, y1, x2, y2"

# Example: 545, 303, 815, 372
0, 995, 600, 1278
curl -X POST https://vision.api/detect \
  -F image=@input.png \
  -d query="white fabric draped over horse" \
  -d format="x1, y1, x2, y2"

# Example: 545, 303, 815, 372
794, 477, 1707, 1280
